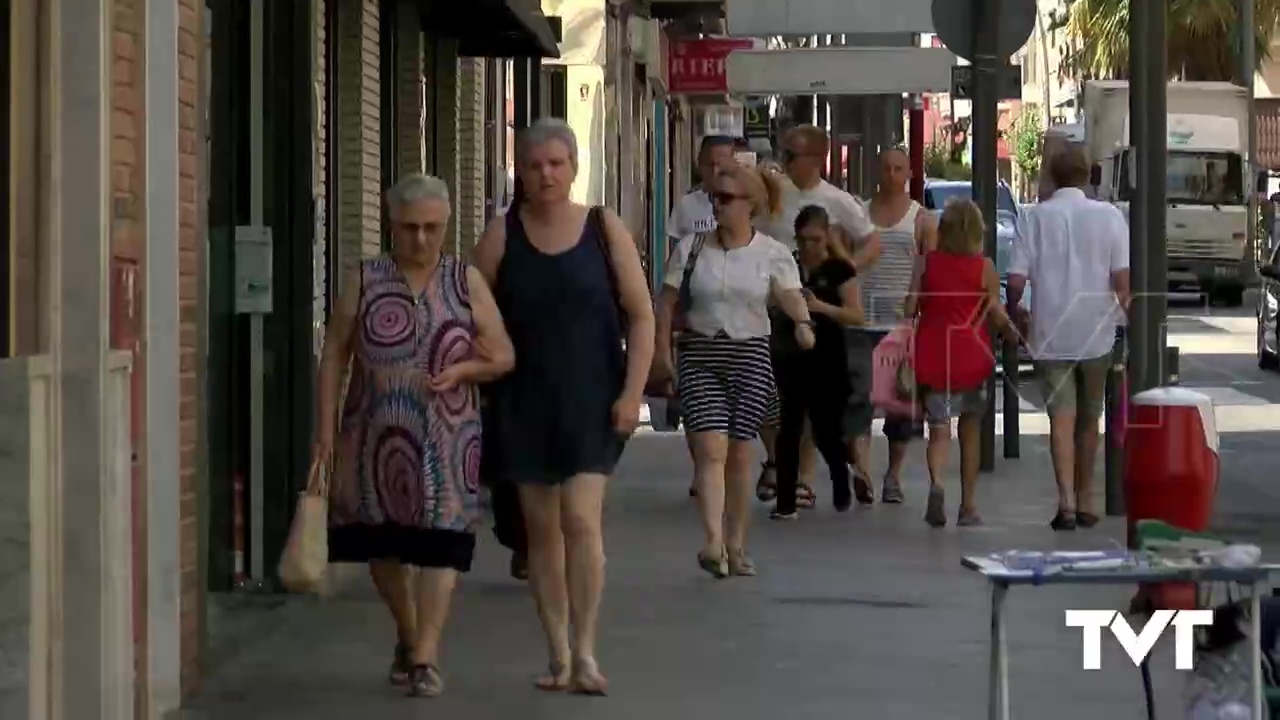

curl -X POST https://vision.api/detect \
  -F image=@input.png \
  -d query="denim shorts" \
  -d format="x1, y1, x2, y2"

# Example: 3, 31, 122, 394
921, 385, 988, 424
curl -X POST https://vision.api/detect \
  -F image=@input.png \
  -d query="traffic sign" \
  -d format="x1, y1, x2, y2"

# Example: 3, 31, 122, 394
951, 64, 1023, 101
932, 0, 1036, 62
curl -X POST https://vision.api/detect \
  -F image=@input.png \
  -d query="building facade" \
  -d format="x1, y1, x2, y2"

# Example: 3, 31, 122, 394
1, 0, 559, 717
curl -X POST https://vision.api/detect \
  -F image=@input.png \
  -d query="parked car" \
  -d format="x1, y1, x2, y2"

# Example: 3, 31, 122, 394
1258, 241, 1279, 371
923, 179, 1031, 359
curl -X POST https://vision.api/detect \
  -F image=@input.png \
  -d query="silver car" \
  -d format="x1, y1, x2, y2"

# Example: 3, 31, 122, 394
1259, 241, 1279, 371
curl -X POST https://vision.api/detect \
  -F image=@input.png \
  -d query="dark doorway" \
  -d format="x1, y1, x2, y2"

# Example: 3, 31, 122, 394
1, 0, 11, 358
205, 0, 315, 593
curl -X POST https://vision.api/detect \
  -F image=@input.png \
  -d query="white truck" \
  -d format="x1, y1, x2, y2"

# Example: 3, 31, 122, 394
1083, 80, 1254, 306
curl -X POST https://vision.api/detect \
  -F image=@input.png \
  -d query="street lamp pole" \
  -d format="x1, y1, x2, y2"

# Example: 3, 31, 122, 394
973, 0, 1001, 472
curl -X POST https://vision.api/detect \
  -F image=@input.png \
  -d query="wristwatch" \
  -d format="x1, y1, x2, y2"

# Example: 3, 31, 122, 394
798, 319, 816, 329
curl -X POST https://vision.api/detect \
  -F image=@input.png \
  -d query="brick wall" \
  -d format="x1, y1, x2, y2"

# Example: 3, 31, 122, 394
108, 0, 150, 709
456, 58, 485, 255
336, 0, 383, 274
177, 0, 203, 696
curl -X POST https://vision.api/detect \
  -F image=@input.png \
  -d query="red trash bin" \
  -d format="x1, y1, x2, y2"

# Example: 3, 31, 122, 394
1123, 387, 1219, 610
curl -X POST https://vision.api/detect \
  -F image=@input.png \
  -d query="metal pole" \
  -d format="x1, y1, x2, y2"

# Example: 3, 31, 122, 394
1104, 328, 1127, 515
248, 0, 266, 584
973, 0, 1000, 472
1242, 0, 1260, 272
1145, 1, 1169, 390
1110, 0, 1151, 511
1128, 1, 1160, 396
909, 94, 925, 202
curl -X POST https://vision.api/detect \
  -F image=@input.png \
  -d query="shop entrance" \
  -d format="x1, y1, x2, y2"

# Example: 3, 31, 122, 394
205, 0, 316, 595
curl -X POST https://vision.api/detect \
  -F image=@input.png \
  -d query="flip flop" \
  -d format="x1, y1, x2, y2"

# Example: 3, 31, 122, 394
535, 660, 571, 692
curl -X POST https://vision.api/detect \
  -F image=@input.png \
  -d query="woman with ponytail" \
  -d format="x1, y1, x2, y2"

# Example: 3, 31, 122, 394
653, 163, 812, 578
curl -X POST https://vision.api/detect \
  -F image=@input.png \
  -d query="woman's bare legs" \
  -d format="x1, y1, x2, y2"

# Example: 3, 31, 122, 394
370, 560, 416, 682
519, 475, 610, 693
724, 438, 757, 560
923, 421, 950, 527
519, 484, 572, 689
405, 567, 458, 696
957, 413, 983, 519
691, 430, 729, 556
562, 473, 609, 693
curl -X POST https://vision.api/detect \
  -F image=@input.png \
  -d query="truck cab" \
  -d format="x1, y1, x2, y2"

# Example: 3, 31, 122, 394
1084, 81, 1256, 306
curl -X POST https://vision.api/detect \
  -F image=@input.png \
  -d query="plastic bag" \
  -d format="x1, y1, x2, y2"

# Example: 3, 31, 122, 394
870, 325, 921, 419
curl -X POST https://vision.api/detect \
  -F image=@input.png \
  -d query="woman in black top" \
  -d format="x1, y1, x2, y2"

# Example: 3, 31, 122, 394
771, 205, 866, 519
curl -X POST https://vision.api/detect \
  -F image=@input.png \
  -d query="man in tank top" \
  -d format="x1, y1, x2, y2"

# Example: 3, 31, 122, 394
847, 147, 937, 505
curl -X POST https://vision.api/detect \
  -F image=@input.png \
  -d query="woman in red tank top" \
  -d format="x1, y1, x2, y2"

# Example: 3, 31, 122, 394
904, 200, 1018, 528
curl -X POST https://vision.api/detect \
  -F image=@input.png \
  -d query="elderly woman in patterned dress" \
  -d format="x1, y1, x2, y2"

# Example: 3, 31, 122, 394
313, 174, 514, 698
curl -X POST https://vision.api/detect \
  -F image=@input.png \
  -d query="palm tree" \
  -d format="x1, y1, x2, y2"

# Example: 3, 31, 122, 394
1060, 0, 1280, 82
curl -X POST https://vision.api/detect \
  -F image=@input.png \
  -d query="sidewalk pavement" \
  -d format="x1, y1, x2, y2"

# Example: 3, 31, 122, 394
183, 432, 1191, 720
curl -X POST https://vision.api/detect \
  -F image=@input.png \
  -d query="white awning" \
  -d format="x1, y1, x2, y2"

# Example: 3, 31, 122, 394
725, 47, 955, 95
725, 0, 934, 36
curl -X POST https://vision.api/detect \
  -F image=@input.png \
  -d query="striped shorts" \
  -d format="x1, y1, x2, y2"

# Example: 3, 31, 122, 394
676, 333, 776, 441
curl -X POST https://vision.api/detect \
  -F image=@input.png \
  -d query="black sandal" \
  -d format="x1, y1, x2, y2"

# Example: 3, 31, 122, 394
1075, 511, 1100, 529
853, 471, 875, 505
756, 462, 778, 501
389, 643, 411, 686
1050, 510, 1077, 531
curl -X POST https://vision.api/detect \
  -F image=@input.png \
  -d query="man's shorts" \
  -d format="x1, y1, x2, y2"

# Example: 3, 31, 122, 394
1034, 354, 1109, 418
844, 328, 924, 442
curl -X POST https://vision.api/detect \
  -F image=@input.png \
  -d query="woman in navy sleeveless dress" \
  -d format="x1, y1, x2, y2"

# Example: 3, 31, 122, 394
474, 119, 655, 696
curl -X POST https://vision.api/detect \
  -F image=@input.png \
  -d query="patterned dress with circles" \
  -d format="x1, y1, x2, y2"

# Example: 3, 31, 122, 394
329, 254, 483, 572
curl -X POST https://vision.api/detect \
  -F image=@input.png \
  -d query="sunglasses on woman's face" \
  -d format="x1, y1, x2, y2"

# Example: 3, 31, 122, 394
712, 191, 748, 205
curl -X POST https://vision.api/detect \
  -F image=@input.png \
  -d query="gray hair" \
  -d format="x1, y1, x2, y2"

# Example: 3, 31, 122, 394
386, 173, 451, 216
516, 118, 578, 167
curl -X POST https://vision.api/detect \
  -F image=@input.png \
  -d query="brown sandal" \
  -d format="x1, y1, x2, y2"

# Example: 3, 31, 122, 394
728, 548, 757, 577
697, 548, 729, 579
568, 657, 608, 696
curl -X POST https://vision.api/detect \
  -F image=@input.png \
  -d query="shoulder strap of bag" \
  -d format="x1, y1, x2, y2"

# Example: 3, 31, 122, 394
589, 206, 628, 332
678, 233, 707, 307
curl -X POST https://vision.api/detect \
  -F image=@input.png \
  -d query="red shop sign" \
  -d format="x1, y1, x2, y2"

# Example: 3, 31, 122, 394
667, 37, 755, 95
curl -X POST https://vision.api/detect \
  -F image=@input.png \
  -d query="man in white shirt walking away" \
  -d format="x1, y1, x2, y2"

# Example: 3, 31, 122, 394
1007, 145, 1131, 531
754, 125, 882, 506
850, 147, 936, 505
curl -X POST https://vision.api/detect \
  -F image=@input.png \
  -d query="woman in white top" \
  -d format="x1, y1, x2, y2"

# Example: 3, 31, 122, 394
848, 147, 936, 504
654, 164, 814, 579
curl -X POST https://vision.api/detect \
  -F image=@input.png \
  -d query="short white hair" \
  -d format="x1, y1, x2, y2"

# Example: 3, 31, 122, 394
386, 174, 450, 216
517, 118, 578, 167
